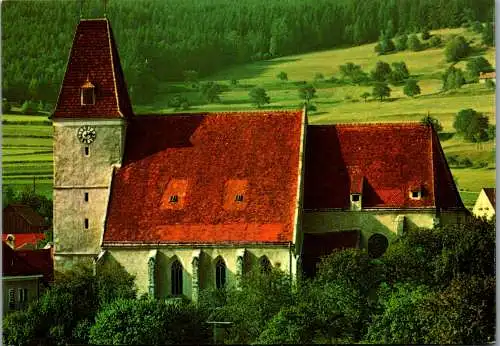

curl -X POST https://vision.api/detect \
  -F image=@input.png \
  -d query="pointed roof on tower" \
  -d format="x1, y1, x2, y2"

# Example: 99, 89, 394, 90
53, 18, 133, 119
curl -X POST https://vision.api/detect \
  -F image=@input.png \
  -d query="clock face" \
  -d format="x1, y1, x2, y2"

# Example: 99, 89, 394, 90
77, 125, 97, 144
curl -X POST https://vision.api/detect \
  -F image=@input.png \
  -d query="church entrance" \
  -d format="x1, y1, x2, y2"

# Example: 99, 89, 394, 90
301, 230, 360, 277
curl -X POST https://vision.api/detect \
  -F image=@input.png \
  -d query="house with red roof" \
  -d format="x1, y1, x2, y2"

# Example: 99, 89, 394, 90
3, 204, 48, 234
472, 188, 496, 220
52, 18, 468, 299
2, 242, 53, 314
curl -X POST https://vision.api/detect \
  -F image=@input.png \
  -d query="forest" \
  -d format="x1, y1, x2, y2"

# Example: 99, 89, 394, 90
2, 0, 494, 106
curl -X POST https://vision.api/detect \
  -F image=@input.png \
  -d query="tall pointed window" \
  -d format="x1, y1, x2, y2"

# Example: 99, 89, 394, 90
171, 259, 183, 296
81, 77, 95, 105
259, 256, 272, 274
215, 258, 226, 289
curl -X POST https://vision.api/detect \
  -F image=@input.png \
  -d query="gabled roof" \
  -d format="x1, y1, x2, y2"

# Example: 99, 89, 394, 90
3, 243, 53, 282
304, 123, 464, 210
3, 204, 46, 227
53, 19, 133, 119
103, 111, 305, 245
482, 188, 496, 209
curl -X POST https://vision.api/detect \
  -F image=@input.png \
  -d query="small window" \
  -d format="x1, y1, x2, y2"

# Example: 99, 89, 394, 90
8, 288, 15, 309
84, 146, 90, 156
169, 195, 178, 203
216, 258, 226, 289
410, 190, 421, 199
351, 194, 360, 202
84, 218, 89, 229
18, 288, 28, 303
84, 192, 89, 202
235, 194, 244, 202
171, 260, 183, 296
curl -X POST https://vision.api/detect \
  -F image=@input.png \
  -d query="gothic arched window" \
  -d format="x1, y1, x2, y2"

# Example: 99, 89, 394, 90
215, 258, 226, 289
171, 259, 183, 296
259, 256, 272, 274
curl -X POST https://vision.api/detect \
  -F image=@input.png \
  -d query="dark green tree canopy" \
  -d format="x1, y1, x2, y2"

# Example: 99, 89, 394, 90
403, 79, 421, 97
372, 82, 391, 101
371, 61, 392, 82
445, 35, 471, 62
453, 108, 490, 142
249, 87, 270, 108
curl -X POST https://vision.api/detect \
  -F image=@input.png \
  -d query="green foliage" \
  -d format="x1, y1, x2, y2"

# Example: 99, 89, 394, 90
403, 79, 421, 97
248, 87, 270, 108
442, 66, 465, 90
421, 28, 431, 40
339, 62, 368, 84
389, 61, 410, 85
89, 299, 209, 345
365, 283, 435, 344
370, 61, 392, 82
3, 265, 137, 345
2, 0, 493, 104
485, 78, 495, 90
183, 70, 199, 87
470, 21, 484, 33
314, 72, 324, 81
466, 56, 493, 79
276, 71, 288, 81
445, 35, 471, 62
428, 35, 443, 47
394, 34, 408, 51
421, 115, 443, 132
371, 82, 391, 101
167, 94, 189, 110
481, 22, 494, 46
361, 91, 371, 101
487, 124, 495, 140
199, 81, 223, 103
298, 84, 316, 102
407, 34, 422, 51
20, 100, 38, 114
453, 108, 489, 142
214, 269, 294, 344
374, 31, 396, 55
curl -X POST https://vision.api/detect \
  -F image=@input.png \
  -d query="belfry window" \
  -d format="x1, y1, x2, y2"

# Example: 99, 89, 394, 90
215, 258, 226, 289
81, 78, 95, 105
171, 260, 183, 296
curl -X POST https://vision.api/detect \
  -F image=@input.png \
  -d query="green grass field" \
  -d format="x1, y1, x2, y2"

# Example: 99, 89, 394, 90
3, 28, 495, 207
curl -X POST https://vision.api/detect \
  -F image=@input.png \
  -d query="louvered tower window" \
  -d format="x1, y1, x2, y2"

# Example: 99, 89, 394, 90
81, 77, 95, 105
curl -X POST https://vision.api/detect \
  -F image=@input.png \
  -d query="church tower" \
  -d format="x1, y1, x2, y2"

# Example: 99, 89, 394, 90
52, 19, 133, 271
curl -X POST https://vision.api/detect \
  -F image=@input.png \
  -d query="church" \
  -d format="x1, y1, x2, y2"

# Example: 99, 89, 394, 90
52, 18, 467, 301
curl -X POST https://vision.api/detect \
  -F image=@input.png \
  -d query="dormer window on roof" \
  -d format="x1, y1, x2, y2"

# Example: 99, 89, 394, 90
161, 179, 188, 210
224, 180, 248, 211
169, 195, 179, 203
351, 194, 360, 202
235, 194, 244, 202
409, 186, 422, 200
81, 78, 95, 105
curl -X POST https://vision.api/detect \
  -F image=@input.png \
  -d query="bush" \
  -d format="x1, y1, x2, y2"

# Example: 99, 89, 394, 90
420, 115, 442, 132
407, 34, 422, 51
421, 29, 431, 40
89, 299, 210, 345
20, 100, 38, 114
485, 79, 495, 90
428, 35, 442, 48
403, 79, 421, 97
276, 71, 288, 81
394, 34, 408, 51
314, 72, 324, 81
442, 66, 465, 90
444, 36, 470, 62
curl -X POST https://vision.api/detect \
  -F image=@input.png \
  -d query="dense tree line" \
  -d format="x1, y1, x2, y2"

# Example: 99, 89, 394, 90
2, 0, 494, 106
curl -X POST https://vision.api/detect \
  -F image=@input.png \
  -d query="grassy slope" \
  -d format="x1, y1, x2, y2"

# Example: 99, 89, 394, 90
4, 28, 495, 206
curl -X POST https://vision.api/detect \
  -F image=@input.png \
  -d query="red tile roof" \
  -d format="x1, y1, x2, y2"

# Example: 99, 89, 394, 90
2, 233, 45, 249
53, 19, 133, 119
4, 204, 46, 227
3, 243, 53, 282
483, 188, 496, 209
304, 123, 464, 210
103, 111, 305, 245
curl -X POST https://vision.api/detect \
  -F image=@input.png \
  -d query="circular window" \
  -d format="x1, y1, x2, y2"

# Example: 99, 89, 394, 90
368, 233, 389, 258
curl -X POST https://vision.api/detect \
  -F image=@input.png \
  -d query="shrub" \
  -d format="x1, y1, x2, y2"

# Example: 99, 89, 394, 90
428, 35, 442, 48
20, 100, 38, 114
485, 79, 495, 90
444, 36, 470, 62
276, 71, 288, 81
404, 79, 421, 97
314, 72, 324, 81
394, 34, 408, 51
2, 98, 12, 112
407, 34, 422, 51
